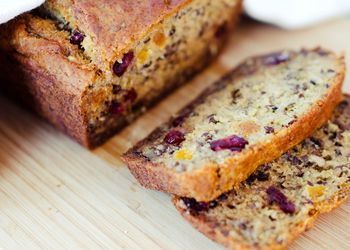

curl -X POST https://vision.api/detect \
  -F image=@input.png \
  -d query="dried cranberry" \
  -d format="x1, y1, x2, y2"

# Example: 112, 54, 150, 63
210, 135, 248, 152
263, 52, 289, 65
113, 51, 134, 77
266, 186, 295, 214
70, 30, 84, 45
164, 130, 185, 146
123, 88, 137, 103
264, 126, 275, 134
239, 223, 247, 230
110, 102, 124, 114
182, 197, 209, 212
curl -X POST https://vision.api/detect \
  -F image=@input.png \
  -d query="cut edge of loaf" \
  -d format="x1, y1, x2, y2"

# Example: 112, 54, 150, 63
123, 48, 345, 201
0, 1, 242, 148
171, 94, 350, 249
172, 186, 350, 250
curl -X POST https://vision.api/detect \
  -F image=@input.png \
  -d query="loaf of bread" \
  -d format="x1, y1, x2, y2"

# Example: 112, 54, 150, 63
123, 48, 345, 201
0, 0, 242, 148
173, 95, 350, 250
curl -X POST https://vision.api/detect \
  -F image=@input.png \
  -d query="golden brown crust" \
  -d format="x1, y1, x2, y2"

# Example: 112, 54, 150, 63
173, 187, 350, 250
44, 0, 195, 70
0, 1, 241, 148
123, 49, 346, 201
0, 15, 95, 146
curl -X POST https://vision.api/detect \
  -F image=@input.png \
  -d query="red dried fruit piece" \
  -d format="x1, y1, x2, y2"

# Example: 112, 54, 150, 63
110, 102, 124, 114
266, 186, 296, 214
123, 88, 137, 103
70, 30, 84, 45
210, 135, 248, 152
263, 52, 289, 65
164, 130, 185, 146
113, 51, 134, 77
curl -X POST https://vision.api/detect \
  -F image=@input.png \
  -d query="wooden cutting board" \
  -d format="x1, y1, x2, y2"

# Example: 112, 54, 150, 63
0, 18, 349, 249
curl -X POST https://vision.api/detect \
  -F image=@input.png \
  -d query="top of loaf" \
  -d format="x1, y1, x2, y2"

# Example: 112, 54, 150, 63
43, 0, 191, 71
0, 14, 97, 92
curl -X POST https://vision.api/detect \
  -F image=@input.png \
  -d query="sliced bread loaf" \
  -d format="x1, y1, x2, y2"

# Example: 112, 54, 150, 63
0, 0, 242, 148
123, 48, 345, 201
173, 95, 350, 250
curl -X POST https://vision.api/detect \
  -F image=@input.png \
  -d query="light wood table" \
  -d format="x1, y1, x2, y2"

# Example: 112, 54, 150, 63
0, 18, 349, 249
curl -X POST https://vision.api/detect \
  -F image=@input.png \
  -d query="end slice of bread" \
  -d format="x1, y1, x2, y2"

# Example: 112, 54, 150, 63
123, 48, 345, 201
173, 95, 350, 250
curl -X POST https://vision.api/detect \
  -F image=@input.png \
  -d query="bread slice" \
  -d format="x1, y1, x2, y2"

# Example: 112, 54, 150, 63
123, 48, 345, 201
173, 95, 350, 250
0, 0, 242, 148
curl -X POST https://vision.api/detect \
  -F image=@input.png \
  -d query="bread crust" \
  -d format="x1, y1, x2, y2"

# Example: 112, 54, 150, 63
0, 15, 94, 146
44, 0, 195, 70
123, 49, 346, 201
0, 1, 242, 148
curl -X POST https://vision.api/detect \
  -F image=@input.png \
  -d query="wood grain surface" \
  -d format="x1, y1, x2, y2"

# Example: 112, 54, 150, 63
0, 18, 349, 249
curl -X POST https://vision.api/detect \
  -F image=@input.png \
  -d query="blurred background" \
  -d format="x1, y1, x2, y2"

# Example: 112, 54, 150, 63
244, 0, 350, 29
2, 0, 350, 28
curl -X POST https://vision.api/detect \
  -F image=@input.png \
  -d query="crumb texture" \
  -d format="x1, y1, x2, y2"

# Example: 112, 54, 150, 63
174, 96, 350, 250
124, 48, 345, 201
141, 50, 340, 170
